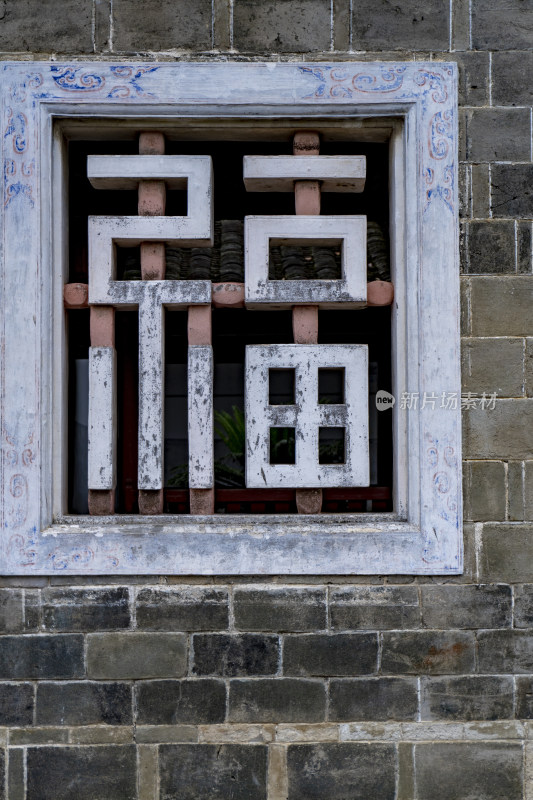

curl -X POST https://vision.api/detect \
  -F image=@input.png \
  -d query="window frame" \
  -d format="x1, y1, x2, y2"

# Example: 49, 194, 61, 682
0, 61, 461, 575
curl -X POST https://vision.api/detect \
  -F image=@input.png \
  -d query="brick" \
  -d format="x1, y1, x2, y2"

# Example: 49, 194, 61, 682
518, 222, 532, 273
463, 338, 524, 397
112, 0, 211, 50
414, 742, 523, 800
463, 461, 507, 522
87, 632, 186, 679
287, 743, 396, 800
480, 524, 533, 582
283, 634, 377, 677
192, 634, 279, 676
234, 0, 331, 52
234, 588, 326, 632
0, 589, 23, 633
421, 676, 514, 721
0, 635, 83, 679
0, 683, 33, 725
0, 0, 93, 52
508, 462, 525, 521
493, 52, 533, 106
136, 587, 229, 630
136, 679, 226, 725
421, 584, 512, 628
229, 679, 326, 723
24, 590, 41, 631
329, 677, 418, 721
478, 630, 533, 673
465, 221, 516, 274
464, 400, 533, 460
37, 682, 132, 726
438, 52, 490, 107
351, 0, 447, 49
460, 277, 470, 335
471, 277, 533, 336
8, 748, 23, 800
42, 587, 130, 631
26, 746, 136, 800
159, 744, 267, 800
330, 585, 420, 630
136, 725, 197, 743
491, 165, 533, 220
472, 0, 533, 49
464, 109, 531, 162
516, 676, 533, 718
381, 631, 475, 675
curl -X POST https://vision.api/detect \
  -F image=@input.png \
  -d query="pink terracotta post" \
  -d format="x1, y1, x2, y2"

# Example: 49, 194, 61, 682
138, 132, 166, 515
293, 131, 322, 514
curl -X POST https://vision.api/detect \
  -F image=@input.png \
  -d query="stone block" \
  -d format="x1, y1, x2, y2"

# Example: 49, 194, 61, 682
192, 634, 279, 676
136, 679, 226, 724
24, 590, 41, 631
414, 742, 523, 800
491, 165, 533, 219
0, 0, 93, 52
518, 222, 532, 273
525, 463, 533, 519
464, 109, 531, 162
36, 682, 132, 726
8, 747, 23, 800
380, 631, 475, 675
472, 0, 533, 49
112, 0, 211, 50
330, 585, 420, 630
0, 683, 34, 725
350, 0, 447, 49
329, 677, 418, 721
466, 221, 516, 274
478, 630, 533, 673
87, 632, 186, 679
234, 587, 326, 632
159, 744, 267, 800
527, 343, 533, 397
26, 746, 137, 800
287, 743, 396, 800
480, 524, 533, 582
283, 634, 378, 676
42, 587, 130, 631
233, 0, 331, 52
516, 677, 533, 719
463, 461, 507, 522
229, 679, 326, 723
462, 338, 523, 396
0, 589, 23, 633
508, 461, 525, 521
449, 51, 490, 107
492, 52, 533, 105
420, 676, 514, 721
421, 584, 512, 628
471, 164, 490, 219
514, 585, 533, 628
463, 400, 533, 460
471, 277, 533, 336
136, 586, 229, 630
0, 635, 84, 679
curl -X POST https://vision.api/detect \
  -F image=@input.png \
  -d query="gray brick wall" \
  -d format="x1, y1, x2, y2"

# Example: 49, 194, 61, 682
1, 0, 533, 796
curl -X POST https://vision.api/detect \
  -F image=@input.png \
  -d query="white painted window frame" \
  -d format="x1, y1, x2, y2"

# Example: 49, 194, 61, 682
0, 61, 461, 575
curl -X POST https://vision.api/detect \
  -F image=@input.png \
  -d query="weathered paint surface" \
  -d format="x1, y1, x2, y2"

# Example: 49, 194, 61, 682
88, 347, 116, 490
245, 345, 369, 488
0, 61, 461, 574
244, 216, 367, 308
188, 345, 214, 489
243, 155, 366, 193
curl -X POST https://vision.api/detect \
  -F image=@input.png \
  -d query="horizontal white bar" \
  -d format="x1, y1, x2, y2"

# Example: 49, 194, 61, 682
244, 155, 366, 192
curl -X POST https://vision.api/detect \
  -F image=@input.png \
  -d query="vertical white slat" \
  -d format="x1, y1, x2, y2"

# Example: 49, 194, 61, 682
88, 347, 116, 490
138, 296, 164, 490
188, 345, 214, 488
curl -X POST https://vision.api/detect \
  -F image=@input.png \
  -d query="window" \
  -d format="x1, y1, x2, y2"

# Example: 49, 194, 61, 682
1, 61, 462, 575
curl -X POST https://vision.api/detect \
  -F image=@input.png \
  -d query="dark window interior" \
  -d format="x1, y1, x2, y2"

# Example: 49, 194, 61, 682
67, 136, 392, 514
